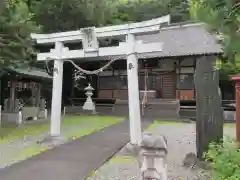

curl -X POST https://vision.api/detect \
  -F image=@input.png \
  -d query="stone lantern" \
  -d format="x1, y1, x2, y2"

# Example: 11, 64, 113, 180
139, 133, 168, 180
231, 75, 240, 142
83, 83, 96, 113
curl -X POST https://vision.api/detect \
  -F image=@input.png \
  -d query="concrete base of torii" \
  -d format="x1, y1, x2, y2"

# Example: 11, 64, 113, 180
37, 135, 67, 148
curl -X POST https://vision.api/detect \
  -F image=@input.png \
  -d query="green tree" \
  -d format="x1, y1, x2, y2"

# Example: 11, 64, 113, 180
189, 0, 240, 59
32, 0, 190, 33
0, 0, 40, 70
218, 55, 240, 80
107, 0, 190, 24
32, 0, 112, 33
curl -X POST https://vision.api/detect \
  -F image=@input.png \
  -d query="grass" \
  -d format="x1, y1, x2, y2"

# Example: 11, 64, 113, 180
0, 115, 123, 143
14, 144, 49, 161
0, 122, 49, 143
224, 123, 236, 128
147, 120, 184, 131
0, 144, 50, 166
64, 116, 123, 140
109, 155, 136, 164
154, 120, 185, 125
147, 120, 236, 131
86, 155, 136, 180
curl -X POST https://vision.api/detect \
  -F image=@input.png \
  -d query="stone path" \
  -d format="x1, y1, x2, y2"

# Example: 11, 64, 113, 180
88, 123, 235, 180
0, 119, 152, 180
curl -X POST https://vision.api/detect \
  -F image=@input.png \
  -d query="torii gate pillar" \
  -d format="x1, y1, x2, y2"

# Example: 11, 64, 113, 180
127, 34, 142, 144
50, 42, 64, 137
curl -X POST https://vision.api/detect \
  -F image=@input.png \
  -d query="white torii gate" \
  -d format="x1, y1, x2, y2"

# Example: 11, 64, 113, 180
31, 15, 170, 145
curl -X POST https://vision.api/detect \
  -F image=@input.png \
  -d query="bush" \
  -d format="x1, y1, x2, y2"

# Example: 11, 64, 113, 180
205, 138, 240, 180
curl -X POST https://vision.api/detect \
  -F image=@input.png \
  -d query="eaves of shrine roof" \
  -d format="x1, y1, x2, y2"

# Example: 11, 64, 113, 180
6, 67, 52, 79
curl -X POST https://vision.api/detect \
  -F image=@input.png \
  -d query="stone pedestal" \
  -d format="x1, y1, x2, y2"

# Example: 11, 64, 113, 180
139, 133, 168, 180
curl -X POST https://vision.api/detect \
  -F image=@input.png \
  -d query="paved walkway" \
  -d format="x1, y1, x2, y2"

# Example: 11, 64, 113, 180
0, 119, 151, 180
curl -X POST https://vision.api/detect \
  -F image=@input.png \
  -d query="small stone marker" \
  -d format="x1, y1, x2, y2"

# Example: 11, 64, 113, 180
139, 133, 168, 180
194, 56, 223, 159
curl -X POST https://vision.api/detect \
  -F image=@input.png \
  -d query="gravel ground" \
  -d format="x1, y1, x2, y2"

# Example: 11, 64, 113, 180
88, 122, 235, 180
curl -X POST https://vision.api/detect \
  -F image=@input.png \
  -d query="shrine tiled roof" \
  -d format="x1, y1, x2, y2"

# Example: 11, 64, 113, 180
8, 67, 52, 79
135, 22, 223, 58
84, 22, 223, 61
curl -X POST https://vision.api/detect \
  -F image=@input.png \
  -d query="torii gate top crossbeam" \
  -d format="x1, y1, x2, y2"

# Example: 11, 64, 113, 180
31, 15, 170, 44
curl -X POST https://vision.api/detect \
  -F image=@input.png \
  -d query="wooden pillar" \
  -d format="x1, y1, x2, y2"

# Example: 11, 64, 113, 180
231, 76, 240, 142
31, 83, 36, 106
10, 81, 16, 101
36, 83, 41, 106
62, 61, 74, 106
0, 79, 2, 106
0, 77, 7, 106
9, 81, 16, 111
